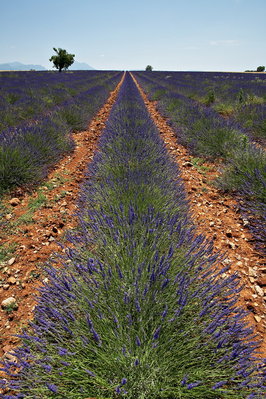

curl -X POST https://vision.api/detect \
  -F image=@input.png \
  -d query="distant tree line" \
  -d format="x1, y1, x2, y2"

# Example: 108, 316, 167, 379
145, 65, 153, 71
245, 65, 265, 72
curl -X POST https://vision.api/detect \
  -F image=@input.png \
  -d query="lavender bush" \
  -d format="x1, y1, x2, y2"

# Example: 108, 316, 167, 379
133, 71, 266, 255
0, 73, 265, 398
131, 71, 266, 144
0, 71, 122, 193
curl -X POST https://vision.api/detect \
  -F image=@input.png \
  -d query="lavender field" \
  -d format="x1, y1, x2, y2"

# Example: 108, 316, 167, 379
133, 71, 266, 255
0, 71, 122, 192
0, 71, 265, 398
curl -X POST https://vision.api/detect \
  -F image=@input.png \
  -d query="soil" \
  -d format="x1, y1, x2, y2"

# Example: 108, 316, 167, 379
0, 70, 265, 394
0, 73, 125, 359
131, 73, 266, 356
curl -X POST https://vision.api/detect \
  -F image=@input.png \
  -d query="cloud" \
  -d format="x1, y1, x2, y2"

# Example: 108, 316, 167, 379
209, 40, 240, 47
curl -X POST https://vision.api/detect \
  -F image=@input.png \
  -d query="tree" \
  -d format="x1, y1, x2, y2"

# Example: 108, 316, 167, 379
256, 66, 265, 72
145, 65, 153, 71
49, 48, 75, 72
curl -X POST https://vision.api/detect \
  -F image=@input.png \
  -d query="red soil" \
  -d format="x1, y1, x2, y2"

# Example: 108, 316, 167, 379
131, 72, 266, 356
0, 73, 125, 360
0, 71, 265, 396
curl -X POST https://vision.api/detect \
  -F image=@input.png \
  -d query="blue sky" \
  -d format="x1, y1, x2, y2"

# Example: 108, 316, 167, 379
0, 0, 265, 71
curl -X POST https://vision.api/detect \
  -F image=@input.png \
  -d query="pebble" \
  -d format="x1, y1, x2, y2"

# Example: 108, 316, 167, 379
4, 351, 17, 363
254, 285, 264, 297
182, 161, 193, 167
7, 277, 16, 285
1, 297, 18, 310
248, 267, 257, 278
227, 241, 236, 249
9, 198, 20, 206
222, 258, 231, 265
254, 315, 262, 323
7, 257, 16, 266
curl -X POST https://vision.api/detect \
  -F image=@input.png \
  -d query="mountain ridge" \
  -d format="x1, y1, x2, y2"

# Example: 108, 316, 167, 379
0, 61, 95, 71
0, 62, 46, 70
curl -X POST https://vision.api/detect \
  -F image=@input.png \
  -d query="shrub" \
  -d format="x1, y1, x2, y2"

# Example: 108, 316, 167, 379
1, 73, 265, 399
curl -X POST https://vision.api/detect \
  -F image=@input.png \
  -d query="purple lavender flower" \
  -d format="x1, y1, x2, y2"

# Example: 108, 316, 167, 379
58, 347, 68, 356
47, 383, 58, 393
153, 326, 161, 340
187, 381, 202, 389
212, 380, 228, 389
85, 369, 96, 377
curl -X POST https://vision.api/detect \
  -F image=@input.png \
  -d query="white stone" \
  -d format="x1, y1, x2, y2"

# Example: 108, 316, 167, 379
1, 297, 18, 310
7, 257, 16, 266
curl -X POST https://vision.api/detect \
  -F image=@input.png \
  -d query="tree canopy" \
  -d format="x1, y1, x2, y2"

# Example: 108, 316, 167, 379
145, 65, 153, 71
49, 48, 75, 72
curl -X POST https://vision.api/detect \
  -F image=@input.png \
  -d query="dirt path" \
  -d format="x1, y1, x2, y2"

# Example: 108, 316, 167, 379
0, 73, 125, 359
131, 72, 266, 356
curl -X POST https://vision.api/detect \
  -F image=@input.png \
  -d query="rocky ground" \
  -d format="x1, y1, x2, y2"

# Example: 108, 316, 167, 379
0, 74, 125, 361
131, 72, 266, 356
0, 72, 265, 368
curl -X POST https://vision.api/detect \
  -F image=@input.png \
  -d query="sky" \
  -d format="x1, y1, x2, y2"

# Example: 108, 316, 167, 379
0, 0, 265, 71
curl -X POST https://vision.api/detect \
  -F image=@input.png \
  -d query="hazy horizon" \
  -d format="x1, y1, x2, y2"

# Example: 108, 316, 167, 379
0, 0, 265, 72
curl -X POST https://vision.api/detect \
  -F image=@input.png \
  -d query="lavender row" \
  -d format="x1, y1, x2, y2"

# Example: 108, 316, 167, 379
1, 72, 265, 398
133, 71, 266, 144
136, 71, 266, 102
132, 72, 266, 254
0, 71, 120, 132
0, 71, 123, 193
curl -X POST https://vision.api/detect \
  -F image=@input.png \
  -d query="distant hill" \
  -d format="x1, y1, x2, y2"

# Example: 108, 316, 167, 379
69, 61, 95, 70
0, 61, 95, 71
0, 62, 46, 71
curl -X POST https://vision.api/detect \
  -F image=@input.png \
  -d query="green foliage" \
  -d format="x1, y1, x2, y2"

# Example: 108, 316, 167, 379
0, 242, 17, 263
49, 47, 75, 72
28, 192, 47, 211
58, 104, 88, 131
256, 65, 265, 72
217, 146, 266, 203
203, 89, 215, 106
151, 89, 166, 101
213, 103, 234, 117
166, 98, 183, 112
145, 65, 153, 71
4, 302, 18, 314
237, 88, 245, 104
0, 146, 39, 192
